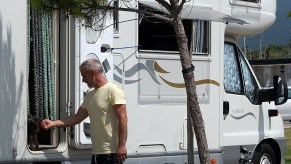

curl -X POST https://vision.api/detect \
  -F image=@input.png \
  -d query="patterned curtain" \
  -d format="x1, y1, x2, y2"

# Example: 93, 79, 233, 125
28, 7, 55, 120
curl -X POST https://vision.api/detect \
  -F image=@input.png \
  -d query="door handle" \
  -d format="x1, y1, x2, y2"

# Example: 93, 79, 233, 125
223, 101, 229, 115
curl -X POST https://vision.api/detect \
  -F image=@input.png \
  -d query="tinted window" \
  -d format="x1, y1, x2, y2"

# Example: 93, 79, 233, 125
238, 50, 259, 103
224, 42, 259, 104
224, 44, 243, 94
138, 4, 209, 54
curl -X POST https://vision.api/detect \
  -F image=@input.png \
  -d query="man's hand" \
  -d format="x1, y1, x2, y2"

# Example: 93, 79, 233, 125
117, 145, 127, 164
40, 119, 54, 130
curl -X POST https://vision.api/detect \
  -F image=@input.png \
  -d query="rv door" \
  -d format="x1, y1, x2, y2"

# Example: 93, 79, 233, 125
222, 41, 262, 162
71, 15, 113, 149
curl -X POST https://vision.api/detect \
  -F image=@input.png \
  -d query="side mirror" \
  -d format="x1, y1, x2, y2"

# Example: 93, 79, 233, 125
274, 76, 288, 105
258, 76, 288, 105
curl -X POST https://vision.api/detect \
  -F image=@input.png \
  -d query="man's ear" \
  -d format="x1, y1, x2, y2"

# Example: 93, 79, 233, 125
91, 69, 96, 75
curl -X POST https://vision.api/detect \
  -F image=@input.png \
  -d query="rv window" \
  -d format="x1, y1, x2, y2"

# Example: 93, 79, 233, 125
138, 4, 209, 55
237, 49, 259, 104
224, 42, 259, 104
113, 0, 119, 33
191, 20, 209, 54
224, 43, 243, 94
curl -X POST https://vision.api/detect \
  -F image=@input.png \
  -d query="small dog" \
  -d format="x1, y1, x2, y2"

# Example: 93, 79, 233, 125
27, 114, 41, 151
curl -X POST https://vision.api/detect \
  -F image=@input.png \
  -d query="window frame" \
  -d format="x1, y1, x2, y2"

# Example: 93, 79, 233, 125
224, 41, 260, 104
224, 42, 244, 95
229, 0, 261, 8
137, 3, 210, 58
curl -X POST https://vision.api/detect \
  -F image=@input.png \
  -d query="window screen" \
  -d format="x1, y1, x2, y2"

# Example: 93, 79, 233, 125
138, 4, 209, 55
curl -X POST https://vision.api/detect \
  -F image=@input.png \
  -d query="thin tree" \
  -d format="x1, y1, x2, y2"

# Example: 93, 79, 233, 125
30, 0, 210, 163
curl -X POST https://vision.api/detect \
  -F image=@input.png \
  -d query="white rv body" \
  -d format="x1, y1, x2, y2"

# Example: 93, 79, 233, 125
0, 0, 287, 164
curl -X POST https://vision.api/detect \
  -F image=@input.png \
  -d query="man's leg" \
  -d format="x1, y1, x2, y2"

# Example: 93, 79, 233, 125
91, 154, 119, 164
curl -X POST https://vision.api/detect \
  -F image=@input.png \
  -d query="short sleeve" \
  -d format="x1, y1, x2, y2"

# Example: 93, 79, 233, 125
110, 85, 126, 105
80, 91, 92, 109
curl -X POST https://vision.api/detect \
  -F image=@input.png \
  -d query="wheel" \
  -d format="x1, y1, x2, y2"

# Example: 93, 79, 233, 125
252, 143, 276, 164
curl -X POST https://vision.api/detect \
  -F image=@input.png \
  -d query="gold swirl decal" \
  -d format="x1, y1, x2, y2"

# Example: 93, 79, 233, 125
196, 79, 220, 86
154, 61, 170, 73
159, 76, 220, 88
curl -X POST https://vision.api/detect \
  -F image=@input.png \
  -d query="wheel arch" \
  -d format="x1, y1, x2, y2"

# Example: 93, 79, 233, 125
252, 138, 281, 164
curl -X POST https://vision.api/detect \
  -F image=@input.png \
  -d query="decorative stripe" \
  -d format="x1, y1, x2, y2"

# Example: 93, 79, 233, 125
154, 61, 170, 73
159, 76, 185, 88
114, 61, 161, 85
159, 76, 220, 88
196, 79, 220, 86
230, 112, 256, 119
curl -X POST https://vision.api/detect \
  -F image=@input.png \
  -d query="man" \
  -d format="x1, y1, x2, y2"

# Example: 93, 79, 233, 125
40, 59, 128, 164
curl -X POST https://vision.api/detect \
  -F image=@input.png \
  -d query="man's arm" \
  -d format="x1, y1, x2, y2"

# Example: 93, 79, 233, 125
41, 107, 88, 130
113, 104, 128, 163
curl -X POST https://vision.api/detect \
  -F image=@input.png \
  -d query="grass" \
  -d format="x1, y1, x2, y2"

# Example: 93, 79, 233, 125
285, 128, 291, 163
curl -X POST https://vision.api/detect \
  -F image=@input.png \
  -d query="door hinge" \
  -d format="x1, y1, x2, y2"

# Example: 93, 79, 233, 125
67, 101, 72, 108
12, 148, 17, 157
66, 101, 72, 116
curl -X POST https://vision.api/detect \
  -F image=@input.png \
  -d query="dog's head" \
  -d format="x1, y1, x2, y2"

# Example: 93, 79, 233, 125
27, 114, 41, 134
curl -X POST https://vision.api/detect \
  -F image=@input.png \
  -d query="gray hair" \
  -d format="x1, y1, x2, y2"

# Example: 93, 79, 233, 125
80, 59, 103, 73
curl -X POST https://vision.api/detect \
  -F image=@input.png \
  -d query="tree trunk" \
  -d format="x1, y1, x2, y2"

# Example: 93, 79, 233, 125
187, 105, 194, 164
172, 17, 210, 164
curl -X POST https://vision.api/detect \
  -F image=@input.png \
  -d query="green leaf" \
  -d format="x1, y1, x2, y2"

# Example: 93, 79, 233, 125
29, 0, 108, 19
29, 0, 43, 9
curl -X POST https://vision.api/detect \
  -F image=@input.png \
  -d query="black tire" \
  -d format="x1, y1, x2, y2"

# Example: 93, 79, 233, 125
252, 143, 276, 164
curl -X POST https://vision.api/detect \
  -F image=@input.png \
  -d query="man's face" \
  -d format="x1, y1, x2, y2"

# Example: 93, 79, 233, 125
80, 68, 94, 88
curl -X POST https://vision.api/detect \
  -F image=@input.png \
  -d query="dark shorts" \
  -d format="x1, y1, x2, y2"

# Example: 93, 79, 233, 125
91, 153, 120, 164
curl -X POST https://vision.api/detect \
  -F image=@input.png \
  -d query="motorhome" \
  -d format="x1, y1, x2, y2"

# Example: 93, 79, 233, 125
0, 0, 288, 163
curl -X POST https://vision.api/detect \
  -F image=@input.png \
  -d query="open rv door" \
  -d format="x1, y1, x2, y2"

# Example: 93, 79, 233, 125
71, 14, 114, 149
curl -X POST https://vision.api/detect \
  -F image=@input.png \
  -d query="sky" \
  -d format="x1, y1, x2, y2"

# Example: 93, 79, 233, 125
245, 0, 291, 50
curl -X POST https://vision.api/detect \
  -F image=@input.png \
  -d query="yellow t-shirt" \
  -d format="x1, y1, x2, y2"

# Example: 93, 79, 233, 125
81, 82, 126, 154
